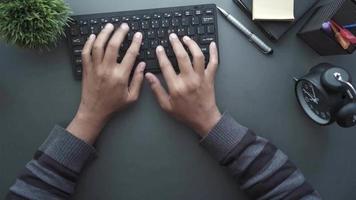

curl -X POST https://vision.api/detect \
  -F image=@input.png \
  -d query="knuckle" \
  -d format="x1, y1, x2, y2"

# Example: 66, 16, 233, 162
176, 52, 188, 60
195, 52, 205, 61
126, 48, 138, 57
107, 42, 118, 50
93, 44, 103, 51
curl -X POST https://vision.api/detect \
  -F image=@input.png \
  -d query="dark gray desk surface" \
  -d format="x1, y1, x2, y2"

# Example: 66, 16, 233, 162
1, 0, 355, 199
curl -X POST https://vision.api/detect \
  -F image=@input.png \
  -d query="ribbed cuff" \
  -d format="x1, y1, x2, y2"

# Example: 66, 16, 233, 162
39, 125, 97, 173
200, 112, 248, 162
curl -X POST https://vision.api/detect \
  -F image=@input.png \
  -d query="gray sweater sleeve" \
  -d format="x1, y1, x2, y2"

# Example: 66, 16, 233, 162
6, 125, 96, 199
7, 114, 321, 199
201, 113, 321, 200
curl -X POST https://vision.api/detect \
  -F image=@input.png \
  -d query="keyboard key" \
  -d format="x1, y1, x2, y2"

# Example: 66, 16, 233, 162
157, 29, 165, 38
167, 28, 176, 35
147, 30, 155, 38
130, 22, 139, 31
191, 16, 199, 25
70, 25, 80, 36
153, 13, 162, 19
150, 40, 159, 48
160, 39, 169, 47
132, 15, 141, 21
146, 49, 155, 59
161, 19, 170, 28
174, 11, 182, 17
207, 25, 215, 33
164, 12, 172, 18
181, 17, 190, 26
141, 21, 149, 29
72, 37, 85, 45
90, 19, 99, 24
195, 10, 202, 15
74, 57, 82, 65
197, 26, 205, 35
184, 10, 193, 16
79, 25, 89, 35
79, 20, 88, 25
122, 16, 130, 22
75, 66, 82, 77
141, 40, 149, 49
111, 17, 120, 23
200, 35, 214, 44
172, 18, 180, 27
200, 46, 209, 54
100, 18, 109, 23
139, 50, 145, 59
177, 27, 186, 36
127, 32, 134, 40
73, 47, 83, 56
143, 14, 151, 20
187, 27, 196, 36
202, 16, 214, 24
205, 9, 214, 14
151, 20, 160, 28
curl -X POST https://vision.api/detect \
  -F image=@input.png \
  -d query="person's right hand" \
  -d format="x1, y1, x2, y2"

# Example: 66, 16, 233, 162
145, 33, 221, 137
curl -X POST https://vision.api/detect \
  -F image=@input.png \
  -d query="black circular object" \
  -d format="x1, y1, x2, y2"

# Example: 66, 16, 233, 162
295, 79, 332, 125
336, 103, 356, 128
321, 67, 351, 92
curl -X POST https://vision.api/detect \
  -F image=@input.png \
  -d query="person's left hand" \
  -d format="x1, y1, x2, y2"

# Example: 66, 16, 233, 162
67, 23, 145, 144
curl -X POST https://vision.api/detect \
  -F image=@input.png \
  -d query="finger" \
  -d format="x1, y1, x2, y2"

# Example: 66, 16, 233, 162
169, 33, 193, 74
156, 45, 177, 91
82, 34, 96, 70
182, 36, 205, 75
103, 23, 130, 65
92, 23, 115, 65
128, 62, 146, 102
206, 42, 219, 81
145, 73, 172, 112
121, 32, 143, 74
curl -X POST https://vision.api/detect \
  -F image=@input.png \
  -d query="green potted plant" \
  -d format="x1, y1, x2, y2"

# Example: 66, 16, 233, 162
0, 0, 71, 50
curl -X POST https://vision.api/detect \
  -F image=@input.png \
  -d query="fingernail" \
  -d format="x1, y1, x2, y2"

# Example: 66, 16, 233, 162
211, 41, 216, 48
134, 32, 142, 39
121, 23, 129, 30
105, 23, 113, 29
145, 74, 154, 83
139, 62, 146, 71
183, 36, 190, 42
169, 33, 178, 40
156, 45, 164, 52
89, 34, 95, 39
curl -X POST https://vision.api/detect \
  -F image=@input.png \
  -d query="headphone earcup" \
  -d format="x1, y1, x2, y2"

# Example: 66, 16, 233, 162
336, 103, 356, 128
321, 67, 352, 92
310, 63, 332, 74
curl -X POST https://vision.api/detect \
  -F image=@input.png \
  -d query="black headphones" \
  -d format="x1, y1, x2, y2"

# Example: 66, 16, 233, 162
321, 66, 356, 127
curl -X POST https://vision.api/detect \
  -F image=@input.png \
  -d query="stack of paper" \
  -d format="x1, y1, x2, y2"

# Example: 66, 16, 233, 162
253, 0, 295, 21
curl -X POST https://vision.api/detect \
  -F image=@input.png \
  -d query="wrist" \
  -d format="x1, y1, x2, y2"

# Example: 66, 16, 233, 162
66, 110, 108, 145
194, 107, 222, 138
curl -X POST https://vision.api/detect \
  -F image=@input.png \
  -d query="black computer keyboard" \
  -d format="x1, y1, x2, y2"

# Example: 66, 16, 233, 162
67, 4, 219, 79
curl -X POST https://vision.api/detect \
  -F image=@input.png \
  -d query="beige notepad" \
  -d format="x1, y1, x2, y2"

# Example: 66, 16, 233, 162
253, 0, 295, 21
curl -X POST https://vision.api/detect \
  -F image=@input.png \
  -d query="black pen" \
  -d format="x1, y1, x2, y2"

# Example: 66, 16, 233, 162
217, 6, 273, 55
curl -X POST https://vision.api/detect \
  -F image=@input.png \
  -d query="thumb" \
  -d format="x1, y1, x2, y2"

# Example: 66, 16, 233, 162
145, 73, 172, 112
